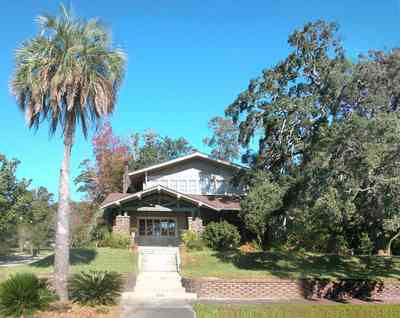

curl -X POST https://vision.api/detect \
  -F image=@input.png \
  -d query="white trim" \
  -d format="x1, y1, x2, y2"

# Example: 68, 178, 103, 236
128, 152, 244, 177
101, 185, 220, 211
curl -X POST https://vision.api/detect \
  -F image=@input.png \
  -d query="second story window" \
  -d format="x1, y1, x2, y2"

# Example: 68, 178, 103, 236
169, 179, 178, 191
188, 180, 197, 194
178, 180, 187, 193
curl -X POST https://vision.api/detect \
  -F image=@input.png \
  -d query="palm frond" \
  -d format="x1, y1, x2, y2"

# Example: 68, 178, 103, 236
11, 3, 126, 138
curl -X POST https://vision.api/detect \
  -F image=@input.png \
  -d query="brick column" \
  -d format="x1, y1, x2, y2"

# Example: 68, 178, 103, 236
188, 216, 204, 234
113, 214, 130, 235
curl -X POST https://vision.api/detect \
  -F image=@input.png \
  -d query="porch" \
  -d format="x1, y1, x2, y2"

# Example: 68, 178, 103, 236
105, 186, 206, 246
102, 185, 241, 246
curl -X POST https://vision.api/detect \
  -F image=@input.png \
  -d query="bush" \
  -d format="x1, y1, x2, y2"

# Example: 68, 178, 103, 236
202, 221, 241, 250
99, 232, 131, 249
182, 230, 204, 251
358, 233, 374, 255
90, 222, 111, 244
72, 223, 92, 248
69, 271, 123, 306
0, 273, 56, 317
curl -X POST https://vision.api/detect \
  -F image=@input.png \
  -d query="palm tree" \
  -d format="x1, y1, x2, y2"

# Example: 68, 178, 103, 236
11, 4, 126, 300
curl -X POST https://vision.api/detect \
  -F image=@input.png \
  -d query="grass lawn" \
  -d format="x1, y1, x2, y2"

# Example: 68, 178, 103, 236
0, 247, 136, 282
194, 304, 400, 318
181, 248, 400, 280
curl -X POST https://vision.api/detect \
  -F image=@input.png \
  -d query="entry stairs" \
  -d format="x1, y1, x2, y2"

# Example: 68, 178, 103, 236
122, 246, 197, 300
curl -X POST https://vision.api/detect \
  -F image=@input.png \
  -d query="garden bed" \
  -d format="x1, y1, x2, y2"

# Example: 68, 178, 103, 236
37, 302, 120, 318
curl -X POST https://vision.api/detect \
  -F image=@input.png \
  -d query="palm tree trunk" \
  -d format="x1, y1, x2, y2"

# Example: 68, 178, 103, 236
54, 126, 74, 301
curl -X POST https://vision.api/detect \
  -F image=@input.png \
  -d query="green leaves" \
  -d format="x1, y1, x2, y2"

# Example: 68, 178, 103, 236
227, 20, 400, 254
227, 20, 351, 174
69, 270, 123, 306
239, 172, 284, 247
203, 116, 240, 162
202, 221, 241, 250
12, 3, 126, 138
0, 273, 55, 317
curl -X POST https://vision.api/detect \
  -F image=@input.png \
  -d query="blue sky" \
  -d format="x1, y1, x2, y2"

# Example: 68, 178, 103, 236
0, 0, 399, 200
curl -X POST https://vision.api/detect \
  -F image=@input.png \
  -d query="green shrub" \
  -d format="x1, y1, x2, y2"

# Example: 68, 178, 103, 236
0, 273, 56, 317
357, 233, 374, 255
72, 223, 92, 248
69, 271, 123, 306
182, 230, 204, 251
0, 241, 10, 257
90, 223, 111, 243
99, 232, 131, 249
202, 221, 241, 250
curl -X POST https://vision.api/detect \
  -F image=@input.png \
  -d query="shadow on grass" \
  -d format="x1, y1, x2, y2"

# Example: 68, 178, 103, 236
213, 250, 400, 280
212, 249, 396, 302
30, 248, 97, 268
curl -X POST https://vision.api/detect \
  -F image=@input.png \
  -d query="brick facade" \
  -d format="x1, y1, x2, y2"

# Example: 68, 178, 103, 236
112, 214, 130, 235
182, 277, 400, 301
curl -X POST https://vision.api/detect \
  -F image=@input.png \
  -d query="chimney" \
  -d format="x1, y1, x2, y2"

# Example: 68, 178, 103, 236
122, 159, 130, 193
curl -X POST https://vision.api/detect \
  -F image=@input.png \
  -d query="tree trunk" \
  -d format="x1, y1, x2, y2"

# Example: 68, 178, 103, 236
54, 126, 74, 301
386, 230, 400, 256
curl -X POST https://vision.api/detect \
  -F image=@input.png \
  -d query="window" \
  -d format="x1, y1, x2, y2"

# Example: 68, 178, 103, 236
161, 220, 169, 236
154, 219, 161, 237
146, 219, 153, 236
188, 180, 197, 194
215, 180, 225, 194
169, 179, 178, 191
178, 180, 187, 193
139, 219, 145, 236
200, 177, 210, 193
138, 218, 176, 237
168, 219, 176, 236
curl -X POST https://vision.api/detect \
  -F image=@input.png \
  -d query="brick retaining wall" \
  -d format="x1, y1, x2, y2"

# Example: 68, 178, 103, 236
182, 277, 400, 301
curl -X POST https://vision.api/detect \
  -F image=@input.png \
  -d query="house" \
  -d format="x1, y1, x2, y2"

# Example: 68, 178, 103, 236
101, 152, 245, 246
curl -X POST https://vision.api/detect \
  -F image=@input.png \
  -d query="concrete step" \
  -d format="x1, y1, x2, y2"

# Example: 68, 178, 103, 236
134, 288, 186, 292
141, 267, 177, 272
135, 280, 182, 286
122, 292, 197, 300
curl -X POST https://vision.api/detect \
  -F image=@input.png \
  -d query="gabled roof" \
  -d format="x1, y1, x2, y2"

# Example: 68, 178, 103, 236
128, 151, 244, 177
100, 185, 241, 211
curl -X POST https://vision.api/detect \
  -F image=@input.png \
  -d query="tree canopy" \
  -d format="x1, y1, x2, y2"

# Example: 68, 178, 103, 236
227, 20, 400, 254
0, 154, 55, 255
203, 116, 241, 162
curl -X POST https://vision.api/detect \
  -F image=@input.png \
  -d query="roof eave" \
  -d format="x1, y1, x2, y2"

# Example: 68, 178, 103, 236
127, 152, 246, 177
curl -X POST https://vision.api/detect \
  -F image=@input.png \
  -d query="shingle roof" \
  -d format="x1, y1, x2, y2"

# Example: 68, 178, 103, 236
187, 194, 241, 210
101, 192, 132, 207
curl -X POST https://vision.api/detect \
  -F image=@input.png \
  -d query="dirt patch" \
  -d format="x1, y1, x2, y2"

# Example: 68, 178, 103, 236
36, 302, 120, 318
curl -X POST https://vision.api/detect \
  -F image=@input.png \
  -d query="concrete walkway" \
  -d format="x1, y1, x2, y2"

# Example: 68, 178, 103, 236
121, 298, 195, 318
121, 246, 196, 318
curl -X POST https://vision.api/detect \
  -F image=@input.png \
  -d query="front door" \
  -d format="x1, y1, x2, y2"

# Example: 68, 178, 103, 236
137, 217, 177, 245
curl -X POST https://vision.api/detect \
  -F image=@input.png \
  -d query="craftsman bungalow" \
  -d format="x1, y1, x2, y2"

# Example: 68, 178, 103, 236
101, 152, 245, 246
